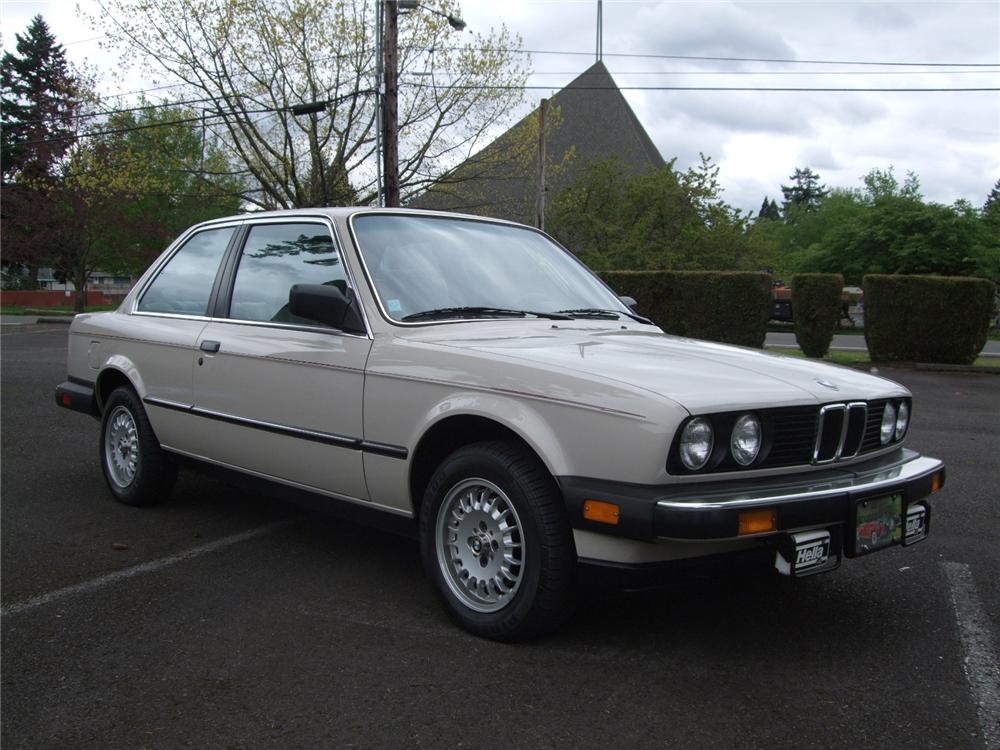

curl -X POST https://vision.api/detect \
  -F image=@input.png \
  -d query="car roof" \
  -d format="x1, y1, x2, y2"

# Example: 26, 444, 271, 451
192, 206, 528, 230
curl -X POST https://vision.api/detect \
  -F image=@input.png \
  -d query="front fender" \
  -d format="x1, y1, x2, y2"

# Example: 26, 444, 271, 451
414, 390, 572, 477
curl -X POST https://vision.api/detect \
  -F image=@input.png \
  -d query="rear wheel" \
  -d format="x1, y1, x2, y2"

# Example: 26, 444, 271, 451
420, 440, 576, 640
100, 386, 177, 506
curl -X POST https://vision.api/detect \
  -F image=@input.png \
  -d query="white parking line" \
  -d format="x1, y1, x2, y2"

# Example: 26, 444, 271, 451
0, 520, 292, 618
942, 561, 1000, 749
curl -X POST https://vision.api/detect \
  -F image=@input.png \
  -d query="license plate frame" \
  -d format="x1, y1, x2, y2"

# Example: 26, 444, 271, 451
852, 493, 903, 556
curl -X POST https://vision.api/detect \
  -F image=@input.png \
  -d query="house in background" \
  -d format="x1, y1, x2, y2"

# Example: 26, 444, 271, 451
408, 60, 665, 225
36, 268, 135, 294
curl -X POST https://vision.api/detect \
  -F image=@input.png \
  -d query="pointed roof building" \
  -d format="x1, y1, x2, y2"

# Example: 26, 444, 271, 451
408, 60, 665, 225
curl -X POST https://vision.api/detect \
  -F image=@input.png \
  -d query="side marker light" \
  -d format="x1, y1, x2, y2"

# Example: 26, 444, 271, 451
931, 473, 943, 493
583, 500, 620, 526
739, 508, 777, 535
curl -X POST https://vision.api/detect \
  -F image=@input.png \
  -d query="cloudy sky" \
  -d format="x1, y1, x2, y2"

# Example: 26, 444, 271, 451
3, 0, 998, 213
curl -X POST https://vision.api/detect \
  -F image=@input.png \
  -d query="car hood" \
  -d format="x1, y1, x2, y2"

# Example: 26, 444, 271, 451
408, 322, 907, 413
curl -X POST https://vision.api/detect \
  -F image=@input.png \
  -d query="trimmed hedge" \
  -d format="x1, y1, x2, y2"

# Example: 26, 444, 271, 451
601, 270, 771, 348
864, 275, 994, 364
791, 273, 844, 358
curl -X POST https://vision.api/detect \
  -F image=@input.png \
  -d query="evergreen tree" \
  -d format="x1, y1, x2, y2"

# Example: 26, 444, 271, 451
757, 197, 781, 221
781, 167, 828, 212
984, 178, 1000, 216
1, 15, 79, 181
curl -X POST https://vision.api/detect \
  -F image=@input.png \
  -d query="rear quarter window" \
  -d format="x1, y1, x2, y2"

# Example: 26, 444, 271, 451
137, 227, 235, 316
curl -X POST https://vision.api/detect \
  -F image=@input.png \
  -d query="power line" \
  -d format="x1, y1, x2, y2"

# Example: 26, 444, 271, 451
405, 82, 1000, 93
518, 68, 1000, 77
54, 29, 1000, 68
19, 110, 259, 147
11, 95, 229, 129
17, 89, 377, 147
508, 47, 1000, 68
42, 44, 1000, 105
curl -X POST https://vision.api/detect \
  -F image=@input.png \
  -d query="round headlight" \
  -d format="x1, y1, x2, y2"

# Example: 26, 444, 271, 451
730, 413, 762, 466
680, 417, 714, 471
880, 402, 897, 445
895, 401, 909, 441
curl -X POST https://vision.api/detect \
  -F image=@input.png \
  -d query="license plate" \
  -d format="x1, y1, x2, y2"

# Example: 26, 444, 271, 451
854, 494, 902, 554
904, 503, 929, 545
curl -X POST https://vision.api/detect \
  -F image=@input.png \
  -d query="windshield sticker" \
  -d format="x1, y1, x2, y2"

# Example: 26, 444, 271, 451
387, 299, 402, 313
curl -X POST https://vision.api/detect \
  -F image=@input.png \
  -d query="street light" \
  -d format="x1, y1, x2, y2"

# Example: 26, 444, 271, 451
398, 0, 466, 31
380, 1, 466, 207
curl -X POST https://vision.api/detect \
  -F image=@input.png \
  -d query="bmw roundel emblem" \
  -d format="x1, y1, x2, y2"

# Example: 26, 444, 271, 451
815, 378, 839, 390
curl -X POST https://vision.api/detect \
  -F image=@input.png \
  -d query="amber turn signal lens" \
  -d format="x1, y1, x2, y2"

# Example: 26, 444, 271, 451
931, 473, 943, 493
583, 499, 620, 525
738, 508, 776, 535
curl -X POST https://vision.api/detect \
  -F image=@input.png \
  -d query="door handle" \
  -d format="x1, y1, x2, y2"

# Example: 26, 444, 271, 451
199, 340, 221, 353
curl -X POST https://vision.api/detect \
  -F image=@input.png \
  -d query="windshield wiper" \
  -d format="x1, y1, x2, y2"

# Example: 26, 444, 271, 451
401, 306, 572, 322
557, 308, 654, 325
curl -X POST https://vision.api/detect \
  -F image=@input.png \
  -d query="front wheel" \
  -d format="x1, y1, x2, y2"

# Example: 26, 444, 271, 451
419, 441, 576, 641
100, 386, 177, 506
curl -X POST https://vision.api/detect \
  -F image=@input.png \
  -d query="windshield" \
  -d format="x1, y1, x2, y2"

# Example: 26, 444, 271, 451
352, 214, 629, 323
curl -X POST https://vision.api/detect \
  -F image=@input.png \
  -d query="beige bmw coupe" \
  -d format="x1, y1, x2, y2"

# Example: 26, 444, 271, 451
56, 208, 945, 640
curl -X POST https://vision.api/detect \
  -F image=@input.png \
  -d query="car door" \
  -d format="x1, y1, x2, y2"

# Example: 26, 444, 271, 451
188, 217, 372, 501
127, 222, 242, 450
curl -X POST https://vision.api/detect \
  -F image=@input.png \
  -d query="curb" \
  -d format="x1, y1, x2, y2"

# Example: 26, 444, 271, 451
841, 361, 1000, 376
36, 316, 74, 325
915, 362, 1000, 375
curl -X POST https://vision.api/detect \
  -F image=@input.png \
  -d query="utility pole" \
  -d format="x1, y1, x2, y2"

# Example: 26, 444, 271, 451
382, 0, 401, 207
596, 0, 603, 61
374, 0, 384, 206
380, 1, 464, 208
535, 98, 548, 230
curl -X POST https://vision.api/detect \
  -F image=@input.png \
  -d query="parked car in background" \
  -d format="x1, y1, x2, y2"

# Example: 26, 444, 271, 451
56, 208, 945, 640
770, 282, 859, 326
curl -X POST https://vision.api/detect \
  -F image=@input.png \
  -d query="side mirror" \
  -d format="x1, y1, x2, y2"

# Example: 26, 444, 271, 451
289, 283, 365, 333
619, 295, 639, 313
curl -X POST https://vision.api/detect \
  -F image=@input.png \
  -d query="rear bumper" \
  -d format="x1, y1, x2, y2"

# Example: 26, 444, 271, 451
557, 448, 944, 544
54, 378, 99, 418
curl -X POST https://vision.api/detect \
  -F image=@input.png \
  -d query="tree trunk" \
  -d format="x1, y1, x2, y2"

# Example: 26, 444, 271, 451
72, 268, 89, 313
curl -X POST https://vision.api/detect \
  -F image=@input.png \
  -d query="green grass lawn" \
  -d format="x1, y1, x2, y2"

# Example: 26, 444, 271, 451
768, 347, 1000, 370
0, 304, 118, 315
768, 324, 1000, 341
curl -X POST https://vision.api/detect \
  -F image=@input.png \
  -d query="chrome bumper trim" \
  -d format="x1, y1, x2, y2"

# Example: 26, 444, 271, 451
656, 454, 944, 511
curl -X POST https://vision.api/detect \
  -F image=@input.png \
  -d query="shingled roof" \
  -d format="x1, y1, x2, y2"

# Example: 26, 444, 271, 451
407, 60, 665, 224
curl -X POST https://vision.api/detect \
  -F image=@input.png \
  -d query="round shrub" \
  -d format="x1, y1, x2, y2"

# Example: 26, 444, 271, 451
791, 273, 844, 358
863, 275, 994, 364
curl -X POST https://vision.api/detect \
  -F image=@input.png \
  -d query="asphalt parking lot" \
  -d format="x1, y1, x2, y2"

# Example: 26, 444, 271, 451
2, 325, 998, 749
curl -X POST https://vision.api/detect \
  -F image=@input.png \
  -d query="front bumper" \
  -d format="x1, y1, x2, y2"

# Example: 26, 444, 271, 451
557, 448, 944, 545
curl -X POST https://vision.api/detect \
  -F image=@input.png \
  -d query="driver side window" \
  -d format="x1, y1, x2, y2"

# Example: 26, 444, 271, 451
228, 222, 348, 327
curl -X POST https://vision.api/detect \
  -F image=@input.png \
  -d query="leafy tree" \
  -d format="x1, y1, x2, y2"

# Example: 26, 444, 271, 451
548, 155, 773, 272
859, 166, 921, 203
97, 103, 245, 254
781, 167, 828, 212
778, 188, 996, 285
86, 0, 529, 208
42, 104, 244, 311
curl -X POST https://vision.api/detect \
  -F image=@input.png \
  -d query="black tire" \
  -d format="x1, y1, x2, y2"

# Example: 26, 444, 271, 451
419, 440, 576, 641
100, 386, 177, 506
